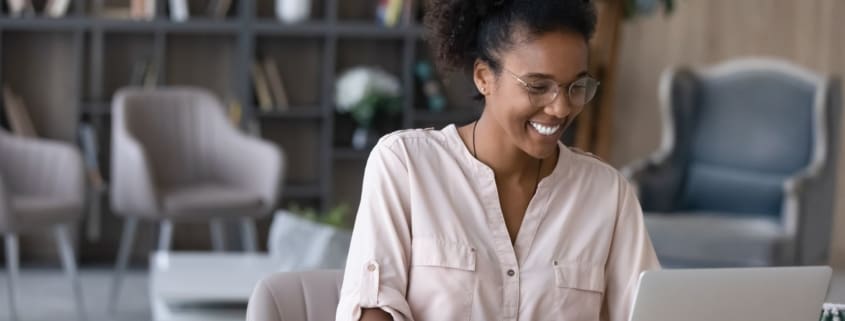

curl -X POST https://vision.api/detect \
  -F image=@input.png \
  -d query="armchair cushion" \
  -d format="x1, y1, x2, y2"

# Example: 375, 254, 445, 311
162, 184, 264, 220
11, 194, 81, 229
645, 212, 788, 267
682, 163, 786, 216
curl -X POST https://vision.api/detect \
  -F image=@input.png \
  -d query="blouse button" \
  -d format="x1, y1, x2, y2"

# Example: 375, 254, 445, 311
367, 264, 376, 272
507, 269, 515, 277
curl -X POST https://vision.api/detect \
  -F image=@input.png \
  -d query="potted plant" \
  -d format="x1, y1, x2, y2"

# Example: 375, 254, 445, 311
267, 204, 353, 271
335, 66, 402, 150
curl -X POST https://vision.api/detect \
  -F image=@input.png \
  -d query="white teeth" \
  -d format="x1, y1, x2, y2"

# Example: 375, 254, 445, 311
530, 122, 560, 136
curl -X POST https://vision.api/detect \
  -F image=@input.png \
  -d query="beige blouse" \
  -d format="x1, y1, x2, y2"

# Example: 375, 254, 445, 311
336, 124, 660, 321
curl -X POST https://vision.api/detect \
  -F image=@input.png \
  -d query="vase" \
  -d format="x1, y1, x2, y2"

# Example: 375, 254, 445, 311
276, 0, 311, 24
352, 127, 376, 150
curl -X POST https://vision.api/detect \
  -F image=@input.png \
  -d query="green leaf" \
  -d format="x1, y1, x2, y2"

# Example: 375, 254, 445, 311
664, 0, 674, 14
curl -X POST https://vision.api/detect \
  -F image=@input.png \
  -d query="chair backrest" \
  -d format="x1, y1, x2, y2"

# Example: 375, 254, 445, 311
114, 86, 234, 188
246, 270, 344, 321
665, 59, 825, 218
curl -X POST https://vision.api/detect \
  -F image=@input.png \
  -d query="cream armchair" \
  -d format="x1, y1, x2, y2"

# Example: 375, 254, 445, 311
247, 270, 344, 321
108, 87, 285, 312
0, 128, 87, 321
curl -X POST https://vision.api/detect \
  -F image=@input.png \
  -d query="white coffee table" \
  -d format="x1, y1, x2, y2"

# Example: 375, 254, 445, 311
149, 251, 280, 321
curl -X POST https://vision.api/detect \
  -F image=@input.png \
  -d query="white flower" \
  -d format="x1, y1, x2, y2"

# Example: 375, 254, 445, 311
335, 67, 400, 112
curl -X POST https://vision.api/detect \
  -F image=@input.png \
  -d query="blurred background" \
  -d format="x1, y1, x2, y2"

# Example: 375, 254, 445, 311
0, 0, 843, 320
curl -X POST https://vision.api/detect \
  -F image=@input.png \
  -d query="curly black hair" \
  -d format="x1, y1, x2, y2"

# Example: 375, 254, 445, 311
423, 0, 597, 75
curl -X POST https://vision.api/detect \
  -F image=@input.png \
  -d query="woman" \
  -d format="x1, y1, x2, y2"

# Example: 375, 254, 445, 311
336, 0, 660, 320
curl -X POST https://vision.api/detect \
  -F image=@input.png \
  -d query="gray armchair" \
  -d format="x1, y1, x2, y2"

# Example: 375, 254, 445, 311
246, 270, 344, 321
623, 58, 841, 267
108, 87, 285, 312
0, 128, 87, 321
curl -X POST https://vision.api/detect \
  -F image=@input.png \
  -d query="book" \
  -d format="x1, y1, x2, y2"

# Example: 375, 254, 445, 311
44, 0, 70, 18
401, 0, 414, 26
262, 57, 290, 112
7, 0, 34, 17
2, 86, 38, 137
251, 62, 273, 112
385, 0, 403, 27
143, 58, 159, 88
170, 0, 189, 21
78, 122, 105, 191
207, 0, 231, 19
226, 98, 243, 126
78, 121, 107, 242
376, 0, 403, 27
144, 0, 156, 20
129, 58, 150, 86
130, 0, 143, 19
131, 0, 155, 20
99, 7, 133, 19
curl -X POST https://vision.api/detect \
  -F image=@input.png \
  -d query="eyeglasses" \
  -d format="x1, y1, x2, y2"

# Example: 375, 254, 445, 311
503, 67, 600, 108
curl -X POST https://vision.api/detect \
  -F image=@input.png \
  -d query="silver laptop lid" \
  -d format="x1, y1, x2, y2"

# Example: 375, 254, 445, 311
629, 266, 832, 321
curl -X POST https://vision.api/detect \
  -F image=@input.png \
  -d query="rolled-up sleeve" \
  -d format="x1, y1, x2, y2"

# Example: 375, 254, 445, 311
602, 177, 661, 321
336, 138, 414, 321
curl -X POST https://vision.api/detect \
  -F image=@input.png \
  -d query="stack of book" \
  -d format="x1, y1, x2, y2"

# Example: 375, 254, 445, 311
6, 0, 70, 17
252, 56, 290, 113
96, 0, 155, 20
169, 0, 232, 22
376, 0, 415, 27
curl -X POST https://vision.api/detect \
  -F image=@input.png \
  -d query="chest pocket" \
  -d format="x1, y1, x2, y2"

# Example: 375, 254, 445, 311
407, 237, 477, 321
555, 262, 605, 321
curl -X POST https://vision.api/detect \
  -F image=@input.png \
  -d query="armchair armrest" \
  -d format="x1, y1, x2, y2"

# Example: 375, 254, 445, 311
622, 154, 685, 213
0, 133, 84, 203
110, 93, 159, 217
215, 130, 285, 214
781, 79, 839, 240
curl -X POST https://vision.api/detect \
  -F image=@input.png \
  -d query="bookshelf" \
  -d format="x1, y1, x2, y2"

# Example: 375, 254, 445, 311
1, 0, 622, 263
0, 0, 488, 262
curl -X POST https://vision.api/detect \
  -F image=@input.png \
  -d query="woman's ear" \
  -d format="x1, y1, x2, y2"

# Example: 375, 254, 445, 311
473, 59, 493, 96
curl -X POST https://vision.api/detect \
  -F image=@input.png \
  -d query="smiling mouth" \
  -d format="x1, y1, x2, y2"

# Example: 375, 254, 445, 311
529, 121, 561, 136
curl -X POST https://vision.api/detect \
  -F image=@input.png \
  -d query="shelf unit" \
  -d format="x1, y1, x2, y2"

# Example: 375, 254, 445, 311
0, 0, 483, 261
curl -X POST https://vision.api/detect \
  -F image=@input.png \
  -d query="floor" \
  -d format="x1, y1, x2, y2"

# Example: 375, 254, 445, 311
0, 268, 151, 321
1, 267, 845, 321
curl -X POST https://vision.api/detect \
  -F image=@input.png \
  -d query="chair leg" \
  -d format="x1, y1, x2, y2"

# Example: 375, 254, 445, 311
108, 217, 138, 315
240, 218, 258, 252
54, 225, 88, 321
158, 220, 174, 252
210, 219, 226, 252
5, 233, 19, 321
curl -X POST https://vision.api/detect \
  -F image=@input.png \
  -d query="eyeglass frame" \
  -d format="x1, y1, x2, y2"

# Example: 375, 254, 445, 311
501, 67, 600, 108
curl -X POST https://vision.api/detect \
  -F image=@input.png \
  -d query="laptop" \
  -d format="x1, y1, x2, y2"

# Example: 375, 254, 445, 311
629, 266, 832, 321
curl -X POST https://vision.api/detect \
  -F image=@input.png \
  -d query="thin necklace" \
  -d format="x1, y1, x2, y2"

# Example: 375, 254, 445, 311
472, 120, 542, 194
